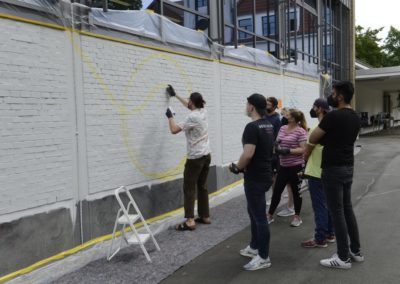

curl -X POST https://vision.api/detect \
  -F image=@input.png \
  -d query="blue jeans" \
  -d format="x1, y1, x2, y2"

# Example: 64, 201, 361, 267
244, 179, 272, 259
322, 166, 361, 261
308, 177, 334, 242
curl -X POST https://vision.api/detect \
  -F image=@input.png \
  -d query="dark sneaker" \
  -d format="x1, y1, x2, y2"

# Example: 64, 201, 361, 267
301, 239, 328, 248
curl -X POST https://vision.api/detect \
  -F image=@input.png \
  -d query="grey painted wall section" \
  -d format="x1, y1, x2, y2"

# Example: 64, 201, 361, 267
0, 165, 241, 275
0, 208, 81, 275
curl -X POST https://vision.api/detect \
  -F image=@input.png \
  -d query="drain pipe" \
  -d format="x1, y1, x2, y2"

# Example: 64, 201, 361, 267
103, 0, 108, 12
69, 0, 85, 245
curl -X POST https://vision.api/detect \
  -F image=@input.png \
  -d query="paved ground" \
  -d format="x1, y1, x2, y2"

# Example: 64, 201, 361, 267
162, 128, 400, 284
14, 128, 399, 284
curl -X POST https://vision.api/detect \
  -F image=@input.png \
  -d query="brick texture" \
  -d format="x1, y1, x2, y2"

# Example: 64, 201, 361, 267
0, 18, 319, 218
0, 20, 75, 215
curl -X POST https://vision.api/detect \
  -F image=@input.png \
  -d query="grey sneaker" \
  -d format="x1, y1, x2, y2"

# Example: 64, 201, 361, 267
350, 251, 365, 262
320, 253, 352, 269
239, 245, 258, 258
290, 215, 302, 227
277, 207, 295, 217
243, 255, 271, 271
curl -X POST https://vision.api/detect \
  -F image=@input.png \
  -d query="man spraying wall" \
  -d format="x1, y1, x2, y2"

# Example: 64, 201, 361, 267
165, 85, 212, 231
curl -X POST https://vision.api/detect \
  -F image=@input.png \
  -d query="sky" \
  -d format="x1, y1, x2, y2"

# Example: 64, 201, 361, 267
355, 0, 399, 40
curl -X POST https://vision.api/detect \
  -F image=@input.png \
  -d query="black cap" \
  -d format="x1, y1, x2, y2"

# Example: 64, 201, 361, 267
313, 98, 330, 111
247, 93, 267, 109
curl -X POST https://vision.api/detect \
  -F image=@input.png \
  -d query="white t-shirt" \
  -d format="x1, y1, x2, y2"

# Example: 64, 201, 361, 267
178, 108, 211, 159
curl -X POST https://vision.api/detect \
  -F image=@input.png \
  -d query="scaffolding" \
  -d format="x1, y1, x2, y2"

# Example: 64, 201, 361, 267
3, 0, 353, 80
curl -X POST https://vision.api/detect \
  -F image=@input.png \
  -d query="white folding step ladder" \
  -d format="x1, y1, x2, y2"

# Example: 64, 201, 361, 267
107, 186, 160, 262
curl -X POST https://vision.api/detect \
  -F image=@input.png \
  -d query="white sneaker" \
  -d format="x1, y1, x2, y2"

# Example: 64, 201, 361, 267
320, 253, 352, 269
277, 207, 295, 217
349, 251, 365, 262
267, 215, 274, 224
239, 245, 258, 258
243, 255, 271, 271
290, 216, 302, 227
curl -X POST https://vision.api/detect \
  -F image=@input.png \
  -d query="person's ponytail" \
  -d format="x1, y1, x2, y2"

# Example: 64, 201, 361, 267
298, 111, 308, 131
288, 108, 308, 131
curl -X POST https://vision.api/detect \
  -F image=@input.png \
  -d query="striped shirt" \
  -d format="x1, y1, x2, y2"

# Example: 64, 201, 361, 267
277, 125, 307, 167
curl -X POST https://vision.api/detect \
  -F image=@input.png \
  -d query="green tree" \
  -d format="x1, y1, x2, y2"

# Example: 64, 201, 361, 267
355, 25, 385, 67
383, 26, 400, 67
92, 0, 142, 10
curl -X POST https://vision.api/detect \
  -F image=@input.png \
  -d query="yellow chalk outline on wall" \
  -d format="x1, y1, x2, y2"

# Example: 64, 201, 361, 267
122, 52, 193, 103
120, 118, 186, 178
115, 52, 194, 178
120, 82, 164, 115
67, 31, 189, 179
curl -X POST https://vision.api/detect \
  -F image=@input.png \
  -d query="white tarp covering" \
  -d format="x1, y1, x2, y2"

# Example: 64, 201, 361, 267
1, 0, 61, 13
8, 0, 58, 6
90, 8, 211, 51
285, 59, 318, 77
90, 9, 162, 41
1, 0, 319, 77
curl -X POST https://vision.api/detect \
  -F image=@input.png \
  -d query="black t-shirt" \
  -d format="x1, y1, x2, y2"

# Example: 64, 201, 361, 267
242, 118, 274, 182
319, 108, 361, 168
264, 112, 282, 140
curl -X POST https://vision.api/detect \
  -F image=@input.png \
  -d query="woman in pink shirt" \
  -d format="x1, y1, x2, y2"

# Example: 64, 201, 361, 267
267, 109, 307, 227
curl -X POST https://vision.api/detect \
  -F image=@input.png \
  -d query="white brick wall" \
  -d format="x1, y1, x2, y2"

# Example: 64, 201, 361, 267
0, 19, 75, 215
0, 18, 319, 219
219, 66, 319, 164
283, 75, 320, 128
80, 36, 217, 193
220, 65, 283, 164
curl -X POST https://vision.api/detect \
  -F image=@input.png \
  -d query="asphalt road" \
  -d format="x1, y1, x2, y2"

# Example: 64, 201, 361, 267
39, 130, 400, 284
162, 130, 400, 284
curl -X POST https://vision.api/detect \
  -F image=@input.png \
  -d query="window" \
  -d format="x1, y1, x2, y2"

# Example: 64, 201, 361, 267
288, 49, 296, 60
196, 0, 207, 8
325, 7, 333, 25
323, 45, 333, 61
238, 18, 253, 39
262, 15, 276, 36
305, 0, 317, 8
288, 11, 297, 32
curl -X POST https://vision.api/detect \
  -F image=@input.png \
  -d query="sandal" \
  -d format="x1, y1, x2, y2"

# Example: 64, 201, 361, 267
175, 222, 196, 231
195, 218, 211, 224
